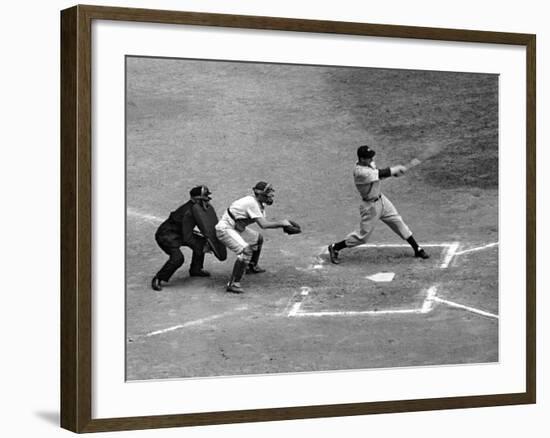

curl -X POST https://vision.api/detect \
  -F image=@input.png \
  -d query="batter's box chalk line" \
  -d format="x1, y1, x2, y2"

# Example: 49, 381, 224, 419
127, 207, 163, 225
296, 242, 461, 272
287, 241, 499, 320
129, 305, 250, 341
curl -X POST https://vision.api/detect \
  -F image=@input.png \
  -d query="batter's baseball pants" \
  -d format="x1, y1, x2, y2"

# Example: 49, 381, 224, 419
345, 194, 412, 247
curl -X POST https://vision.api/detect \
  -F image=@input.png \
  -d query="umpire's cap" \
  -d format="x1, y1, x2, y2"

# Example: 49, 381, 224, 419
189, 185, 212, 199
357, 145, 376, 159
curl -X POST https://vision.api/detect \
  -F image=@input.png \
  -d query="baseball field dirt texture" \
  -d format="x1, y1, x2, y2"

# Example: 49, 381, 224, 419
125, 57, 498, 380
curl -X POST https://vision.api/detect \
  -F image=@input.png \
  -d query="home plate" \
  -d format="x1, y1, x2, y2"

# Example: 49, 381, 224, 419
366, 272, 395, 282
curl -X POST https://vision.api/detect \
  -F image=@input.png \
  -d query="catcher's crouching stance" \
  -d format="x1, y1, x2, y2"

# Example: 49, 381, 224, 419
215, 181, 300, 294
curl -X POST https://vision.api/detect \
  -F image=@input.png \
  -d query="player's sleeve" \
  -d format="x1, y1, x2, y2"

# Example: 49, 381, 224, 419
245, 198, 264, 219
355, 166, 379, 184
378, 167, 392, 179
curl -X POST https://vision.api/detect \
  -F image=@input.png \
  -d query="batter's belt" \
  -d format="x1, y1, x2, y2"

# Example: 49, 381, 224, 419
362, 195, 382, 203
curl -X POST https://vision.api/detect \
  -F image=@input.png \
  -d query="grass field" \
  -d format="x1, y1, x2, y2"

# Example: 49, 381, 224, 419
125, 56, 498, 380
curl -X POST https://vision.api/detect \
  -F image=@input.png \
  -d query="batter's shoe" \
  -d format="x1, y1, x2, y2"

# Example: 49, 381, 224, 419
226, 281, 244, 294
414, 248, 430, 259
328, 244, 340, 264
189, 269, 211, 277
151, 276, 163, 291
247, 264, 266, 274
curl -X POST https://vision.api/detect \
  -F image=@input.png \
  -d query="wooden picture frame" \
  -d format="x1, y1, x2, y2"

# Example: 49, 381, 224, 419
61, 4, 536, 433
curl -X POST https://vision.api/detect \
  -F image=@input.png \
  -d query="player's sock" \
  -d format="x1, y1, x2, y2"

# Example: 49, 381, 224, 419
406, 235, 420, 252
333, 240, 347, 251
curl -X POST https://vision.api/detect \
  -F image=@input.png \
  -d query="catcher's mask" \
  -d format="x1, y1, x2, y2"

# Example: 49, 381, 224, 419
253, 181, 274, 205
190, 185, 212, 202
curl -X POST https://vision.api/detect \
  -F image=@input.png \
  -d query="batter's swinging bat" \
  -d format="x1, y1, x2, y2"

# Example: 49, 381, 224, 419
405, 158, 422, 170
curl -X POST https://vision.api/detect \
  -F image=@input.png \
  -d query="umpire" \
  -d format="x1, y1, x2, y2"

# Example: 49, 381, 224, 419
151, 185, 212, 291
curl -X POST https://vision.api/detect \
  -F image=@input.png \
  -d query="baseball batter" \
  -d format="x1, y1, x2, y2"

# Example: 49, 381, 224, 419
215, 182, 293, 293
328, 145, 429, 263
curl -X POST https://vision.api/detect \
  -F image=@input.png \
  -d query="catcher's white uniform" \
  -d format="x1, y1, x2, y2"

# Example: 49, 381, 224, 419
215, 195, 264, 257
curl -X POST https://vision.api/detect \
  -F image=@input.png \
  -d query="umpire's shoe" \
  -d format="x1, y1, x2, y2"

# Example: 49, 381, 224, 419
328, 244, 340, 264
414, 248, 430, 259
151, 276, 163, 291
247, 264, 266, 274
226, 281, 244, 294
189, 269, 211, 277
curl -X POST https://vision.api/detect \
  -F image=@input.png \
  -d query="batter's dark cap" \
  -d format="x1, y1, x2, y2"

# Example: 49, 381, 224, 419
357, 145, 376, 159
253, 181, 273, 192
189, 185, 212, 198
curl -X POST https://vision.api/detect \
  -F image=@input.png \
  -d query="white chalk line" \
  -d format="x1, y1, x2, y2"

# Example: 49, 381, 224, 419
286, 287, 311, 317
421, 286, 438, 313
441, 241, 460, 269
288, 285, 498, 320
127, 207, 162, 224
144, 306, 248, 338
433, 297, 499, 319
355, 242, 460, 269
290, 286, 438, 317
302, 242, 458, 273
295, 309, 423, 317
297, 246, 328, 272
454, 242, 499, 256
355, 243, 456, 248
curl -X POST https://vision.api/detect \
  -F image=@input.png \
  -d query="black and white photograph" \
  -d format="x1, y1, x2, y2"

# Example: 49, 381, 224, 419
4, 0, 546, 436
125, 56, 499, 381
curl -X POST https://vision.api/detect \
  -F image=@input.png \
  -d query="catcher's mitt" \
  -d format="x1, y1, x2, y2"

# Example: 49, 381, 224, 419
283, 220, 302, 235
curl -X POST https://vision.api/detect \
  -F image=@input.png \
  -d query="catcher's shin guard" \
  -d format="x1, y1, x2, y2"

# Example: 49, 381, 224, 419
229, 258, 247, 284
227, 259, 247, 293
249, 234, 263, 269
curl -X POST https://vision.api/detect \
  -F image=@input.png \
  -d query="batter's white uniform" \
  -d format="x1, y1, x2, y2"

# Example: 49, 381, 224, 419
345, 162, 412, 247
215, 195, 264, 257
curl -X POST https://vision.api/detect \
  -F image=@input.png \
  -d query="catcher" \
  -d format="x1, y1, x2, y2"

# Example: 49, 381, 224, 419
328, 145, 429, 264
215, 181, 301, 293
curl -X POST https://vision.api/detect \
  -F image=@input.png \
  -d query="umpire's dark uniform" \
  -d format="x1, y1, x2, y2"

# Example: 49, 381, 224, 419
153, 187, 212, 289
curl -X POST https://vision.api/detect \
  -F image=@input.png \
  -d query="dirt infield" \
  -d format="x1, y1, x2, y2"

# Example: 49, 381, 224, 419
125, 57, 498, 380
